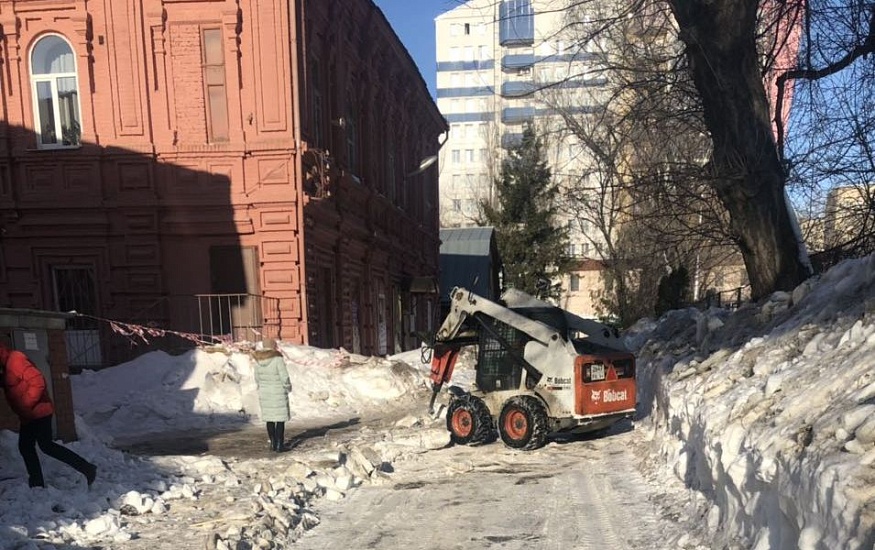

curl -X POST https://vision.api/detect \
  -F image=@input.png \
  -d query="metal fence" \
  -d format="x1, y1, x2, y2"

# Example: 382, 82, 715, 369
64, 293, 281, 372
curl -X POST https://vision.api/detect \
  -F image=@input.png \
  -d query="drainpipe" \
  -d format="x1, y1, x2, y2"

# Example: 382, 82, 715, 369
290, 0, 308, 344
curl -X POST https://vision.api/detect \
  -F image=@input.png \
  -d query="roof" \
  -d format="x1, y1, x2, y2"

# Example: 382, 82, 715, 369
439, 226, 496, 256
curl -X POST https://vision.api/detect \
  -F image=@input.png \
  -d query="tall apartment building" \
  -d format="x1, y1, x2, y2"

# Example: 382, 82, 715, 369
435, 0, 607, 316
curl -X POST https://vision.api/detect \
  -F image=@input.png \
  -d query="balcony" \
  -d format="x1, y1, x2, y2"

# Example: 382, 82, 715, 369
501, 80, 535, 98
502, 53, 535, 72
501, 107, 535, 124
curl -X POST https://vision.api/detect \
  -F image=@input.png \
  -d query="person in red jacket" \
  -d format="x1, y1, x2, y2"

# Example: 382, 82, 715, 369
0, 342, 97, 488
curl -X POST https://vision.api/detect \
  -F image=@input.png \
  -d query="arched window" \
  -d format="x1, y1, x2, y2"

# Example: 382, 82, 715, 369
31, 34, 81, 148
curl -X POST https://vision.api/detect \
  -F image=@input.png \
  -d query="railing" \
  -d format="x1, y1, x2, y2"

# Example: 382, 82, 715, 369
64, 293, 281, 372
693, 285, 750, 311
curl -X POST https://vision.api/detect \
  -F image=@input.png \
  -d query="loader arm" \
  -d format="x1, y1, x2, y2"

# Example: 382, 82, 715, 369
434, 287, 561, 347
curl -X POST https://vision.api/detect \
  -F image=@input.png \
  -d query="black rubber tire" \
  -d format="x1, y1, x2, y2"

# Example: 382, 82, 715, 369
498, 395, 549, 450
446, 395, 495, 445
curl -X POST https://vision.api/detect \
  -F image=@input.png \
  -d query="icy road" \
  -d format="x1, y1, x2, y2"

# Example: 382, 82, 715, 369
290, 418, 703, 550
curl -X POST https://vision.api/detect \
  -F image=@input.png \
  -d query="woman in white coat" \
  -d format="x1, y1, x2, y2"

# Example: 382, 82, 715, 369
252, 338, 291, 452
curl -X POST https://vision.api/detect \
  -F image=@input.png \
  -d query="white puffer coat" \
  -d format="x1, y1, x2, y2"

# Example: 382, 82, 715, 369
252, 350, 292, 422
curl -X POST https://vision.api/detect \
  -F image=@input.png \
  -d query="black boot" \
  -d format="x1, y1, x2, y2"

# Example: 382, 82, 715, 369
273, 423, 285, 452
265, 422, 276, 451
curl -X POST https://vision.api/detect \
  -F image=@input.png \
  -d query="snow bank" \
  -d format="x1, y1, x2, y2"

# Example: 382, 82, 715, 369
632, 253, 875, 549
72, 344, 431, 443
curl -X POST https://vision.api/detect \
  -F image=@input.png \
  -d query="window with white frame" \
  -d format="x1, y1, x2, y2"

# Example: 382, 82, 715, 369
31, 34, 81, 148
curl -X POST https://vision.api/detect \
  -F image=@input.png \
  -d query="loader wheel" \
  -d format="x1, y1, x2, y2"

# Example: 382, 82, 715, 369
498, 396, 548, 450
447, 395, 495, 445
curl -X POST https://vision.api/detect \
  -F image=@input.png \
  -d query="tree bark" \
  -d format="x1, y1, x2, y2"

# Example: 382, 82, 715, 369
668, 0, 811, 299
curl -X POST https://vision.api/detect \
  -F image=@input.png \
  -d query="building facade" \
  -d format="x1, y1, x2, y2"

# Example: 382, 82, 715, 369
434, 0, 608, 317
0, 0, 445, 366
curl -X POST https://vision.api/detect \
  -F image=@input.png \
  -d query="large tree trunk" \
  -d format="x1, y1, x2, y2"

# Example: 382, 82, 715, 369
668, 0, 811, 300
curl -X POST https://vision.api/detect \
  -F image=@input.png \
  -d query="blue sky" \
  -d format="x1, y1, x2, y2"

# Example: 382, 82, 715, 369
374, 0, 461, 98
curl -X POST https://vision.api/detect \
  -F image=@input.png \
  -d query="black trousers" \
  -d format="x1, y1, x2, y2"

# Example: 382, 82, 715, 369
266, 421, 285, 451
19, 415, 93, 488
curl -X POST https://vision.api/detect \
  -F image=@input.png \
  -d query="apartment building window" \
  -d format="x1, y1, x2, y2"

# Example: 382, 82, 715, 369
464, 46, 475, 62
499, 0, 535, 46
451, 73, 461, 87
479, 45, 491, 60
452, 174, 461, 188
570, 274, 580, 292
465, 149, 474, 162
450, 47, 461, 61
480, 148, 488, 161
452, 199, 462, 211
464, 199, 477, 213
452, 149, 461, 163
582, 243, 590, 256
464, 23, 471, 35
31, 34, 82, 148
450, 23, 462, 36
202, 28, 229, 142
477, 23, 487, 35
568, 243, 577, 257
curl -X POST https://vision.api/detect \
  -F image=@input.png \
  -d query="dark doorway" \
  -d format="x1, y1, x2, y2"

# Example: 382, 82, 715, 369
208, 246, 262, 341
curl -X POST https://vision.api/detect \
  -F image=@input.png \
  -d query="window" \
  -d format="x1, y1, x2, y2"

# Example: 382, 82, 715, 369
346, 98, 359, 173
386, 143, 396, 201
449, 47, 461, 61
310, 60, 324, 147
451, 73, 462, 87
452, 174, 461, 188
477, 23, 487, 35
568, 243, 577, 257
479, 45, 491, 60
570, 274, 580, 292
479, 148, 488, 161
450, 23, 462, 36
202, 29, 229, 142
31, 34, 81, 148
452, 199, 462, 211
465, 149, 474, 162
451, 149, 461, 163
499, 0, 535, 45
464, 46, 475, 62
464, 23, 471, 35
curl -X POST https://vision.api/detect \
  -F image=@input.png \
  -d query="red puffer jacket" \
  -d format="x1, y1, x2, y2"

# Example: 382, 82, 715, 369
0, 346, 54, 423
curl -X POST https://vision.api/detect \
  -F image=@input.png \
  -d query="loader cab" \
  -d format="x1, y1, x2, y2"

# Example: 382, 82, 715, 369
474, 313, 528, 391
472, 306, 568, 392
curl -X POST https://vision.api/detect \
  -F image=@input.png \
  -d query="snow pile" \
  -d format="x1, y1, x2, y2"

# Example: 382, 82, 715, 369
631, 253, 875, 549
0, 342, 435, 548
72, 344, 430, 443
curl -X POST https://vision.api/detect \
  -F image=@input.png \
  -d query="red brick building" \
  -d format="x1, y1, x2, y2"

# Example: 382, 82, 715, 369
0, 0, 446, 365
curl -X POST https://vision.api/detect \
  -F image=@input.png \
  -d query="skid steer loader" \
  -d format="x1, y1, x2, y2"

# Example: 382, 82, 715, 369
426, 287, 636, 450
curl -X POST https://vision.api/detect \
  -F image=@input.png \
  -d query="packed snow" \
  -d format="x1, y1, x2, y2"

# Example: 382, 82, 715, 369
0, 253, 873, 549
631, 253, 875, 549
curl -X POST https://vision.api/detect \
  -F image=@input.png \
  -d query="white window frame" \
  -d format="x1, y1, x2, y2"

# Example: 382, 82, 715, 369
30, 33, 83, 150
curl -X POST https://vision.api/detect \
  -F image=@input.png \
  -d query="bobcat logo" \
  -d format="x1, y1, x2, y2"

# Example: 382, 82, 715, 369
591, 390, 601, 403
